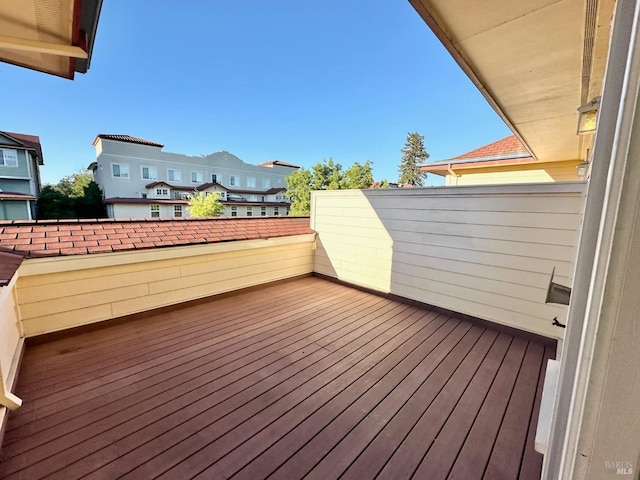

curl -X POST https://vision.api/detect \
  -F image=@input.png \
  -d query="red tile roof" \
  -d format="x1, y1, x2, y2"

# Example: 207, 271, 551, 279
1, 131, 44, 164
93, 134, 164, 148
0, 251, 23, 286
450, 135, 529, 160
259, 160, 300, 168
0, 217, 314, 258
0, 192, 38, 201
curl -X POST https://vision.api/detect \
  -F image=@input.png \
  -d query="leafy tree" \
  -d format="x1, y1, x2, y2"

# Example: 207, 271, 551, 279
187, 191, 224, 217
37, 170, 106, 219
286, 158, 376, 215
285, 168, 313, 216
37, 186, 76, 219
341, 161, 374, 189
399, 132, 429, 186
76, 182, 107, 218
54, 170, 93, 198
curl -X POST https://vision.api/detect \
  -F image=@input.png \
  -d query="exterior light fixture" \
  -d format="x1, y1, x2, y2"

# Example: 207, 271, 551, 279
577, 96, 601, 135
576, 161, 590, 179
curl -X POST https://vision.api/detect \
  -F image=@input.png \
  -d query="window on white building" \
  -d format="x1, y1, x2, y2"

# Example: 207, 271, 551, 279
274, 206, 279, 216
246, 177, 256, 188
246, 206, 252, 216
150, 204, 160, 217
156, 188, 169, 196
212, 173, 220, 183
229, 175, 239, 186
261, 206, 266, 216
231, 206, 237, 217
0, 149, 18, 167
191, 171, 203, 183
168, 169, 182, 182
112, 163, 129, 178
261, 178, 270, 189
174, 205, 183, 217
141, 166, 157, 180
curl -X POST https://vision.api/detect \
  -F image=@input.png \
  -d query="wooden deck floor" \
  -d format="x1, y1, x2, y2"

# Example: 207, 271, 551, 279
0, 276, 553, 480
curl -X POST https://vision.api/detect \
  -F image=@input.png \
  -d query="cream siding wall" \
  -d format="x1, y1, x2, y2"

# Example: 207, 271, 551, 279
0, 275, 23, 422
312, 183, 586, 339
15, 235, 315, 337
444, 160, 582, 185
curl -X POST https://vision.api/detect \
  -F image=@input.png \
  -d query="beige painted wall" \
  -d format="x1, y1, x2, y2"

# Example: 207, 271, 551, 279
16, 234, 315, 337
312, 183, 586, 339
0, 275, 24, 425
444, 160, 583, 186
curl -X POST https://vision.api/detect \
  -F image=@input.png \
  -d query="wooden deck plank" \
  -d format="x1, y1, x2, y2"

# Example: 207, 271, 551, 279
481, 341, 545, 480
0, 276, 552, 480
2, 289, 391, 477
412, 336, 528, 479
376, 332, 513, 480
96, 303, 428, 480
1, 287, 381, 463
158, 310, 446, 480
3, 284, 360, 445
518, 344, 555, 480
13, 280, 344, 405
220, 311, 449, 480
37, 301, 414, 479
339, 327, 499, 480
17, 278, 321, 382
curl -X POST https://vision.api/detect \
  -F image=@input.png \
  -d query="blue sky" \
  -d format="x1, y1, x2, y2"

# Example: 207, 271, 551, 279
2, 0, 510, 186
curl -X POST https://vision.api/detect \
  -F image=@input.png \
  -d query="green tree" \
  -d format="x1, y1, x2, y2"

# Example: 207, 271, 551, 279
54, 170, 93, 198
187, 191, 224, 217
341, 161, 374, 189
286, 158, 376, 215
285, 168, 313, 216
37, 186, 76, 219
399, 132, 429, 186
75, 182, 107, 218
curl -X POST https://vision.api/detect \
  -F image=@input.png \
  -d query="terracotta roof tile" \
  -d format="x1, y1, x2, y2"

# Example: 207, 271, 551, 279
94, 134, 164, 148
451, 135, 529, 160
0, 217, 314, 258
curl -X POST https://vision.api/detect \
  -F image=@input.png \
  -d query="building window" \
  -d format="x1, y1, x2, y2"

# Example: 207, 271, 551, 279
141, 193, 147, 199
191, 171, 203, 183
112, 163, 129, 178
168, 169, 182, 182
231, 206, 237, 217
286, 207, 290, 216
174, 205, 183, 217
141, 166, 157, 180
156, 188, 169, 196
261, 206, 266, 216
246, 206, 252, 216
229, 175, 239, 186
246, 177, 256, 188
0, 148, 18, 167
150, 204, 160, 217
261, 178, 270, 189
274, 206, 279, 216
212, 173, 219, 183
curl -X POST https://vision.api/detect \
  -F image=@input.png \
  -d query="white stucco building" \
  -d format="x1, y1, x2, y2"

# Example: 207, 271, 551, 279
89, 134, 297, 218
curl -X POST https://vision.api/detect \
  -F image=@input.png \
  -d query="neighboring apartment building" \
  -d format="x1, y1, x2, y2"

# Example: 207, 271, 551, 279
421, 135, 584, 186
0, 131, 43, 220
89, 134, 297, 218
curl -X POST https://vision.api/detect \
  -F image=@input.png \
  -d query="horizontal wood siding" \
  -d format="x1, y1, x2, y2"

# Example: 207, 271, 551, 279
312, 184, 585, 338
445, 160, 583, 186
16, 235, 315, 337
0, 279, 21, 391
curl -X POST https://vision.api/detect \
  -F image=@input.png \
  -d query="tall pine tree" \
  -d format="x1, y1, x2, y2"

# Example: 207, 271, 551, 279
398, 132, 429, 186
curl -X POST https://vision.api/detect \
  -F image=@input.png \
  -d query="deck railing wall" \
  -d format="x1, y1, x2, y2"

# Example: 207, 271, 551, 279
15, 235, 315, 337
311, 183, 586, 339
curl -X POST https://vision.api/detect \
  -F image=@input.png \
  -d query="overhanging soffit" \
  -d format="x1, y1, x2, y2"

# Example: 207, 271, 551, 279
409, 0, 615, 162
0, 0, 102, 79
